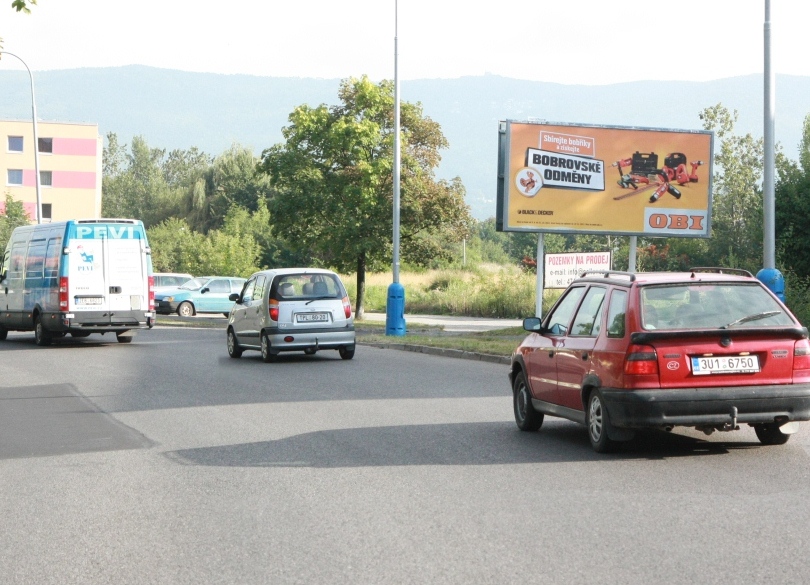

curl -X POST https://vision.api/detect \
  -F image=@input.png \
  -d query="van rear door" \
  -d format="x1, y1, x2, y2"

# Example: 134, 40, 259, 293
67, 222, 150, 323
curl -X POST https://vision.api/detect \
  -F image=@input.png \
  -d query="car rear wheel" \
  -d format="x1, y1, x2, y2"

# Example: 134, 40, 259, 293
177, 302, 194, 317
754, 423, 791, 445
71, 331, 91, 338
261, 333, 277, 363
227, 328, 242, 358
0, 325, 8, 341
339, 346, 355, 360
587, 390, 618, 453
34, 315, 52, 347
513, 370, 543, 431
116, 333, 134, 343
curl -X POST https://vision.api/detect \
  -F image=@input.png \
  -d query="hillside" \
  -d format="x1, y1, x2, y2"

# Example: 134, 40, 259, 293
1, 66, 808, 219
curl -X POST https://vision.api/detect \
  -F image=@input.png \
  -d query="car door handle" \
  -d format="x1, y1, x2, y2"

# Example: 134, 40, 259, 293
581, 352, 589, 360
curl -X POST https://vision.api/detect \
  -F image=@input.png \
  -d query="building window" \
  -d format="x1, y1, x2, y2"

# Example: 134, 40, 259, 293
41, 204, 52, 221
8, 136, 23, 152
40, 170, 52, 186
38, 137, 53, 153
7, 169, 23, 185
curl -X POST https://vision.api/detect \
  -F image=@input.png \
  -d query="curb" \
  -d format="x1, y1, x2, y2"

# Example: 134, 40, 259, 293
359, 341, 510, 365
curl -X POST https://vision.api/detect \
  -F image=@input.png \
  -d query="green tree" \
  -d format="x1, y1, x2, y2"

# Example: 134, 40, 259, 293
259, 76, 473, 317
776, 114, 810, 276
0, 192, 30, 250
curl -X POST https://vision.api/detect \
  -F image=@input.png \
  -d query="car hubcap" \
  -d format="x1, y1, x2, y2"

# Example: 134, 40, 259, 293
589, 396, 603, 442
228, 332, 235, 352
516, 383, 528, 422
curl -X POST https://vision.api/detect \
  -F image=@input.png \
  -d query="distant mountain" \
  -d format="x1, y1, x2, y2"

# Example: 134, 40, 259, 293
2, 66, 808, 220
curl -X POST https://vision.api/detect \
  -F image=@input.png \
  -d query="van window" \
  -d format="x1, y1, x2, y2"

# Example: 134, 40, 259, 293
44, 237, 62, 278
10, 242, 26, 277
25, 242, 46, 279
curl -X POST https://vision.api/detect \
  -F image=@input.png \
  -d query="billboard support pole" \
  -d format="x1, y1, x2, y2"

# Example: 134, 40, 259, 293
536, 233, 544, 318
628, 236, 637, 273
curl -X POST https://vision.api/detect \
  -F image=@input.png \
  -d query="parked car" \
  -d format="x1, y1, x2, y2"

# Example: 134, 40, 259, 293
226, 268, 355, 361
154, 276, 246, 317
509, 268, 810, 453
153, 272, 193, 291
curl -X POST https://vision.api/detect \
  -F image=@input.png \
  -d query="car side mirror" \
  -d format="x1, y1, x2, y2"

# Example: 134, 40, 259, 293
200, 287, 209, 294
229, 293, 240, 303
523, 317, 543, 332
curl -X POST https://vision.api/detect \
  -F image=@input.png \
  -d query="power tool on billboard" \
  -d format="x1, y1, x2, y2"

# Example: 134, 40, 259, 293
612, 151, 704, 203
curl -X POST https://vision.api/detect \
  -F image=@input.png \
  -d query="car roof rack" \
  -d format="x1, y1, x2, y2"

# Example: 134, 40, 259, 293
689, 267, 754, 277
578, 270, 636, 282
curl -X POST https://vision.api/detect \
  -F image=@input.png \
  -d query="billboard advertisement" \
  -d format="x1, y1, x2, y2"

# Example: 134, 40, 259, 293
544, 252, 612, 289
496, 121, 714, 237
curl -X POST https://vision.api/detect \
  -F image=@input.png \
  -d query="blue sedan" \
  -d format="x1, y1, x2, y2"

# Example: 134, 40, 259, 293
154, 276, 246, 317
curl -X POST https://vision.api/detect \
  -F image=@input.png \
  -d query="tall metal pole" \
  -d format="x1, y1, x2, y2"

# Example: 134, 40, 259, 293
385, 0, 407, 335
763, 0, 775, 268
393, 0, 401, 284
756, 0, 785, 300
0, 51, 42, 224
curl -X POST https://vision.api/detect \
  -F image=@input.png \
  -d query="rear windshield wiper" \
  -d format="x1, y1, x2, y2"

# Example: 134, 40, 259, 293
305, 296, 333, 305
720, 310, 782, 329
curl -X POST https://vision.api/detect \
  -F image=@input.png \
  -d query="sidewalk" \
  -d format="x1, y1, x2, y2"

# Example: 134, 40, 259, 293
360, 312, 522, 333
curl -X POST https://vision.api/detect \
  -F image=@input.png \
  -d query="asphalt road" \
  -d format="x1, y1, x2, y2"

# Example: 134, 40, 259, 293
2, 326, 810, 584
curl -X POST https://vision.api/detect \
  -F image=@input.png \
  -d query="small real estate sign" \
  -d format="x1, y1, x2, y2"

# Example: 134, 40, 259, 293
496, 121, 714, 237
544, 252, 612, 289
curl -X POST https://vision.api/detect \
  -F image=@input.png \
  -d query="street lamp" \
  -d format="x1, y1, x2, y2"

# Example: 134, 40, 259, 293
386, 0, 406, 336
0, 50, 43, 225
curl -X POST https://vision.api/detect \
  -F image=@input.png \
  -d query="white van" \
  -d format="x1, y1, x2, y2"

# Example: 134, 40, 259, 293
0, 219, 155, 345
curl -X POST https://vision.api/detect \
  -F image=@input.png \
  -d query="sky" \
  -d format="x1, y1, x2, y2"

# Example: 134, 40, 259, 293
2, 0, 810, 84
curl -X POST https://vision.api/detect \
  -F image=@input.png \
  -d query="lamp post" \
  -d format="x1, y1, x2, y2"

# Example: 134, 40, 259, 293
386, 0, 406, 335
0, 50, 42, 225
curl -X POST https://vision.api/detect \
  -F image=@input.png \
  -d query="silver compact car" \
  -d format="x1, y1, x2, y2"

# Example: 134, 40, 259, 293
226, 268, 356, 361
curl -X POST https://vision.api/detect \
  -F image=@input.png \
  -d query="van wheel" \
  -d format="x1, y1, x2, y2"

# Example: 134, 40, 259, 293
227, 328, 242, 358
71, 331, 91, 338
116, 333, 134, 344
34, 316, 52, 346
177, 302, 194, 317
0, 325, 7, 341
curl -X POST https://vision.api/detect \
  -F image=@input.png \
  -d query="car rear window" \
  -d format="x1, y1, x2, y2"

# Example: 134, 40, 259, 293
272, 273, 343, 300
640, 283, 794, 330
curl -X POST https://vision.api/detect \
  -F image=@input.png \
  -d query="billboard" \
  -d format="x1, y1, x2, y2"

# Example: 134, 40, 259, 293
496, 121, 714, 237
544, 252, 612, 289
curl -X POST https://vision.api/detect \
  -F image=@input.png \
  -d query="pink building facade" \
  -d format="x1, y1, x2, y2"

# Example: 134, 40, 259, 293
1, 120, 102, 222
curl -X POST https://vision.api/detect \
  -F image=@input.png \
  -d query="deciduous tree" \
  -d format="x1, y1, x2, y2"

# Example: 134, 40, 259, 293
259, 76, 473, 317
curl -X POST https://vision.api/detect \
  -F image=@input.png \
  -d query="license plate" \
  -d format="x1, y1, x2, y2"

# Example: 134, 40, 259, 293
296, 312, 329, 323
76, 297, 103, 305
691, 355, 760, 375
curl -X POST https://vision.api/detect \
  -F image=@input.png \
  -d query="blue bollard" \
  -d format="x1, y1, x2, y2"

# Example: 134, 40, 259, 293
756, 267, 785, 302
385, 282, 406, 336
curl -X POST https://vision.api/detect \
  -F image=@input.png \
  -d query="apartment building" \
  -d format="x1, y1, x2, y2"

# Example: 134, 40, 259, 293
1, 119, 102, 222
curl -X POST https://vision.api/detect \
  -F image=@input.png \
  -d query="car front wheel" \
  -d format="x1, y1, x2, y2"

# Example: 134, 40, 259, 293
227, 329, 242, 358
587, 390, 618, 453
513, 370, 543, 431
754, 423, 791, 445
177, 302, 194, 317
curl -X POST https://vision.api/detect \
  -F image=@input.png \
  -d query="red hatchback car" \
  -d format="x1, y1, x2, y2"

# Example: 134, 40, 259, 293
509, 268, 810, 452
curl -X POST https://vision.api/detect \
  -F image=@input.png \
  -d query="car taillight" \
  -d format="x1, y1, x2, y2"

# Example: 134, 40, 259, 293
269, 299, 279, 321
342, 296, 352, 319
59, 276, 69, 309
148, 276, 155, 310
624, 344, 659, 375
793, 339, 810, 370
